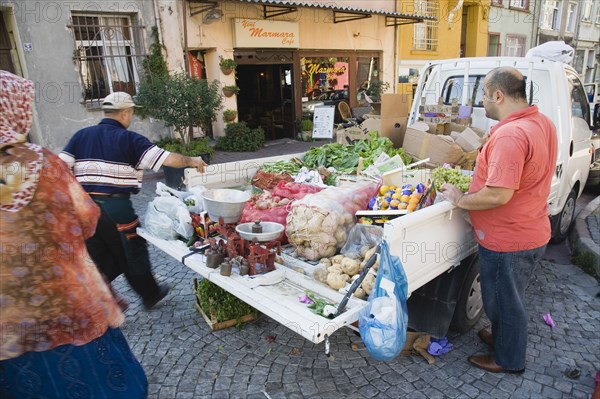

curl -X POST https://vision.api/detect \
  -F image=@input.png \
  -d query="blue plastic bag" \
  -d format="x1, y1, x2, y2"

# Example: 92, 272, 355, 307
358, 240, 408, 361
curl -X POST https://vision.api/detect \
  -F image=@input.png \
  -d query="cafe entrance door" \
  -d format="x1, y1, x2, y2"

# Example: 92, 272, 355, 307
235, 51, 295, 139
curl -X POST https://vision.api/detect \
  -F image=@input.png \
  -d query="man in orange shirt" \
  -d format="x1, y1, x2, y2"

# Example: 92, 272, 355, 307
440, 66, 558, 373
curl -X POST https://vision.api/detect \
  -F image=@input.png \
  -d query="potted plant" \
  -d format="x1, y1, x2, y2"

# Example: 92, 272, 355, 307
222, 84, 240, 97
219, 58, 237, 75
365, 80, 390, 115
299, 118, 313, 141
365, 80, 390, 102
194, 278, 257, 330
136, 73, 224, 187
223, 109, 237, 123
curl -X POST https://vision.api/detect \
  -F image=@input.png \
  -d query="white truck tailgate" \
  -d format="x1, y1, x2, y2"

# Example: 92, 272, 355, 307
137, 228, 364, 344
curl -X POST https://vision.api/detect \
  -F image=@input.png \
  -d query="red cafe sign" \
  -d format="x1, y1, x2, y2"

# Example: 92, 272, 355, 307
234, 19, 299, 48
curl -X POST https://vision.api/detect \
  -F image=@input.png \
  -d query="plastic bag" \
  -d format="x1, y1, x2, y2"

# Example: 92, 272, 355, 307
155, 181, 205, 214
271, 180, 324, 200
144, 196, 194, 240
251, 170, 294, 190
359, 240, 408, 361
340, 224, 383, 259
144, 200, 178, 240
286, 179, 380, 260
526, 41, 574, 63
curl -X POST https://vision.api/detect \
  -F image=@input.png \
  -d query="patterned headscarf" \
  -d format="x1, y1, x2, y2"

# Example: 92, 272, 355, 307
0, 70, 43, 212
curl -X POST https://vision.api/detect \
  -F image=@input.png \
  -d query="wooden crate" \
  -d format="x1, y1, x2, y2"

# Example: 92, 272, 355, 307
194, 302, 257, 331
193, 278, 257, 331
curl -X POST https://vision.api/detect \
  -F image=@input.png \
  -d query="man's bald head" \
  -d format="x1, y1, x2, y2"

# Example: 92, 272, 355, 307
485, 67, 527, 102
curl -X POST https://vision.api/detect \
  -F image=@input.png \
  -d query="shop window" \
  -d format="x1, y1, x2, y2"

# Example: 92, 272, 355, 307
488, 33, 501, 56
70, 14, 145, 105
413, 0, 438, 51
300, 57, 349, 119
505, 35, 526, 57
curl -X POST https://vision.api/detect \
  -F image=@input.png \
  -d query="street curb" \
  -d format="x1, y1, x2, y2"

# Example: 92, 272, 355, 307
569, 195, 600, 275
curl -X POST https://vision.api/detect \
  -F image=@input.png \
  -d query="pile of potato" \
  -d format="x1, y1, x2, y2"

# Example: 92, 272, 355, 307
313, 245, 379, 299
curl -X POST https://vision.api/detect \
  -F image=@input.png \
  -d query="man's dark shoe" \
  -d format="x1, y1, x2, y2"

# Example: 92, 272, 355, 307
468, 354, 524, 373
478, 328, 494, 347
144, 284, 170, 310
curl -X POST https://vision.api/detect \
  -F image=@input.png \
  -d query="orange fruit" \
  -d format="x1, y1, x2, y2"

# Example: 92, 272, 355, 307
398, 202, 408, 210
408, 196, 420, 204
391, 193, 401, 200
389, 199, 400, 209
379, 185, 390, 196
407, 203, 417, 212
400, 195, 410, 203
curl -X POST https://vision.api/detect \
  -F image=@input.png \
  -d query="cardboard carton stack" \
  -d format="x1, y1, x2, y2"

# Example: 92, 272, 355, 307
402, 97, 487, 169
336, 93, 410, 147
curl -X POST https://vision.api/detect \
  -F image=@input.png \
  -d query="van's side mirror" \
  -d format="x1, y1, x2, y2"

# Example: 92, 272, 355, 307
594, 103, 600, 130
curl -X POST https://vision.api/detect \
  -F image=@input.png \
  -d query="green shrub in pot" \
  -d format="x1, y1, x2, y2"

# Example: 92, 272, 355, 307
216, 121, 265, 152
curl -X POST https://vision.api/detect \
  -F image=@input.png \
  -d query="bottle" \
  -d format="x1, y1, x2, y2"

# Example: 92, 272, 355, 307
252, 220, 263, 234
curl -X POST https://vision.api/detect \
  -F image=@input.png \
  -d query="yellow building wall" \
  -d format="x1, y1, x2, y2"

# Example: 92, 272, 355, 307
395, 0, 489, 61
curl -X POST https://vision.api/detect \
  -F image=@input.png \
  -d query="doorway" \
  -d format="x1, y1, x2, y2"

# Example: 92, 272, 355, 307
236, 63, 295, 140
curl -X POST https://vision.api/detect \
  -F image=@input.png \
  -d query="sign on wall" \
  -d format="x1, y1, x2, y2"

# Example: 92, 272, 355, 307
234, 19, 299, 48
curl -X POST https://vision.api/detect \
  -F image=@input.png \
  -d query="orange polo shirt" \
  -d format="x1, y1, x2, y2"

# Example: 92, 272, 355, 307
468, 105, 558, 252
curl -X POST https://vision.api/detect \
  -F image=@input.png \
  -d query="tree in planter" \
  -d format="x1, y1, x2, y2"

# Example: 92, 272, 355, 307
136, 73, 224, 152
216, 121, 265, 152
154, 136, 215, 163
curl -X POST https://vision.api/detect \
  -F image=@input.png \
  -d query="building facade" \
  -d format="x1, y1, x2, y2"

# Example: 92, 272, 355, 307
486, 0, 537, 57
156, 0, 429, 139
0, 0, 169, 152
394, 0, 490, 101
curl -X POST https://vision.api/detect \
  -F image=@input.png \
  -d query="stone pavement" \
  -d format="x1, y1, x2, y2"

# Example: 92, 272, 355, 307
115, 139, 600, 399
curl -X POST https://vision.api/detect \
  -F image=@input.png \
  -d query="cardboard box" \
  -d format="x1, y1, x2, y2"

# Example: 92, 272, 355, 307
381, 93, 411, 118
403, 127, 465, 166
454, 127, 483, 152
380, 117, 408, 147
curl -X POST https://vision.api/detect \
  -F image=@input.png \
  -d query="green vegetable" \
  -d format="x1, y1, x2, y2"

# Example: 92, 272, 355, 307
259, 158, 303, 174
303, 132, 411, 175
305, 290, 334, 318
196, 279, 257, 326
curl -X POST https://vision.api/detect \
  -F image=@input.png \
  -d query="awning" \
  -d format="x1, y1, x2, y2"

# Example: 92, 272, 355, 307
189, 0, 435, 26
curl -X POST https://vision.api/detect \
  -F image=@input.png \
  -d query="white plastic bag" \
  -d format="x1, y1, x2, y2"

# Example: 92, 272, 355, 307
144, 196, 194, 240
155, 182, 205, 214
144, 200, 178, 240
526, 41, 574, 64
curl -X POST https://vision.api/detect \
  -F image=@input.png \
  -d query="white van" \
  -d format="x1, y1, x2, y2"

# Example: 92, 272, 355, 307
408, 57, 594, 242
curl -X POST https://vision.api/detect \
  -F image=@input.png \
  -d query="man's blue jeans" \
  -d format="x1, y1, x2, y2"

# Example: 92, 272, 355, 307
478, 244, 546, 371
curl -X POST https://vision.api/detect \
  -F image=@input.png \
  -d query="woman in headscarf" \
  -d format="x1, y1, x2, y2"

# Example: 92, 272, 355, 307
0, 71, 147, 398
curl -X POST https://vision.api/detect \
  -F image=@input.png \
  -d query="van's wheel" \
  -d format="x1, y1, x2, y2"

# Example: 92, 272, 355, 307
550, 189, 577, 244
450, 254, 483, 333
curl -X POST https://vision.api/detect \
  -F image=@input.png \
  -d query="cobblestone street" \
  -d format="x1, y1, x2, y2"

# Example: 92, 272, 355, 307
115, 140, 600, 399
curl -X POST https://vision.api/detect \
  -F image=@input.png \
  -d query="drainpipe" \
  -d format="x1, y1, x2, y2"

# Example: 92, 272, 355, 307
530, 0, 539, 48
182, 1, 190, 76
152, 0, 163, 44
448, 0, 465, 24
